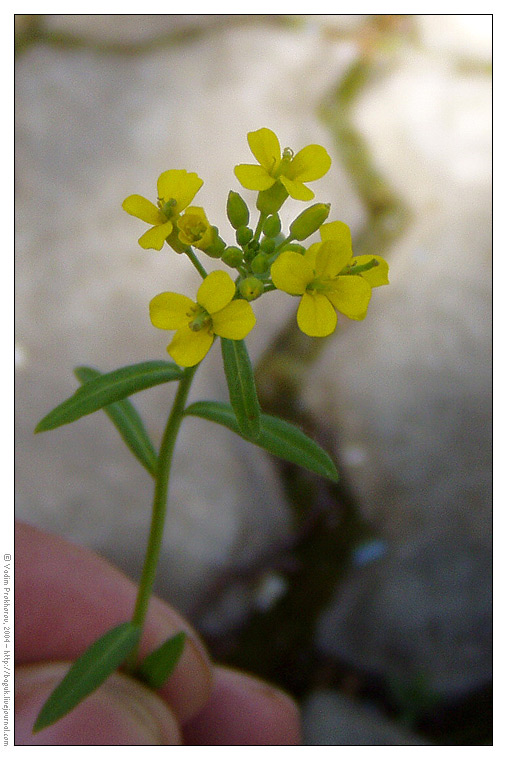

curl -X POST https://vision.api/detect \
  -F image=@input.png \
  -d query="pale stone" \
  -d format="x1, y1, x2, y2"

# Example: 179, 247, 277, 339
306, 43, 491, 697
303, 690, 429, 745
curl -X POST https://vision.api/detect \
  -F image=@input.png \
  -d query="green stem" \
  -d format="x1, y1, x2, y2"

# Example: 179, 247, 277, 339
126, 364, 198, 669
253, 212, 267, 243
345, 258, 379, 275
271, 234, 294, 257
185, 247, 208, 279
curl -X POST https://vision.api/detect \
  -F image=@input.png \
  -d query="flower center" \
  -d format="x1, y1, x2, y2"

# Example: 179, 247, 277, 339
273, 147, 294, 179
306, 275, 335, 295
186, 221, 207, 242
158, 198, 178, 219
187, 305, 212, 332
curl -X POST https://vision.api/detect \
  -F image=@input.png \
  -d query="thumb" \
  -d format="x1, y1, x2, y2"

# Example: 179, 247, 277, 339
15, 663, 182, 745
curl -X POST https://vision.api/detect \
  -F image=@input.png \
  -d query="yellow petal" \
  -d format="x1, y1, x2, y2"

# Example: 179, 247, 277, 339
304, 242, 321, 271
352, 255, 390, 287
194, 227, 214, 251
168, 324, 214, 367
285, 144, 331, 182
271, 251, 314, 295
319, 221, 353, 271
326, 276, 372, 320
179, 205, 207, 221
122, 195, 165, 225
157, 170, 203, 214
247, 128, 281, 173
297, 292, 337, 337
319, 220, 352, 249
315, 240, 351, 278
279, 176, 314, 201
138, 221, 174, 250
149, 292, 195, 330
212, 299, 256, 340
197, 270, 235, 314
234, 164, 276, 191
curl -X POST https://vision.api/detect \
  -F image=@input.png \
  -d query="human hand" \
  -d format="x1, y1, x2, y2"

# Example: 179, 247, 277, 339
15, 521, 301, 745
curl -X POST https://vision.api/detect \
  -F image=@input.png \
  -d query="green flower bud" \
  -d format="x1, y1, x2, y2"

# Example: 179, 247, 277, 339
251, 253, 270, 274
289, 203, 331, 241
263, 214, 281, 238
205, 244, 225, 259
205, 226, 227, 258
222, 246, 244, 268
243, 240, 259, 262
239, 276, 264, 301
227, 191, 250, 229
256, 183, 289, 215
259, 237, 276, 254
280, 243, 306, 255
236, 226, 254, 246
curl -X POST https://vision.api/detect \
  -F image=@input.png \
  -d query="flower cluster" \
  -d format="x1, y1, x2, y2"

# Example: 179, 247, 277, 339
123, 128, 389, 367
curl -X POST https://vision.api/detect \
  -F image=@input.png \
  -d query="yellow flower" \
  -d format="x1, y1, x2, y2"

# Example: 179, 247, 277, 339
234, 128, 331, 201
271, 237, 373, 338
176, 206, 214, 251
122, 170, 203, 250
150, 270, 256, 367
318, 221, 390, 288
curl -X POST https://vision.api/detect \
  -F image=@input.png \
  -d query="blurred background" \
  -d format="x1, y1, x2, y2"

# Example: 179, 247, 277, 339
15, 15, 492, 745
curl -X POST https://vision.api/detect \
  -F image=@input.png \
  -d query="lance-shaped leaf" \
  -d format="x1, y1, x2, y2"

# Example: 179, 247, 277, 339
221, 338, 261, 440
185, 401, 338, 482
136, 632, 186, 689
74, 366, 158, 476
35, 361, 184, 433
33, 622, 141, 733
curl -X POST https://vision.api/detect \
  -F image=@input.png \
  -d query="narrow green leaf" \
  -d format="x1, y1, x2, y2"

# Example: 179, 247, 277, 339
74, 366, 158, 476
35, 360, 184, 433
136, 632, 186, 689
185, 401, 338, 482
33, 622, 141, 733
221, 338, 261, 440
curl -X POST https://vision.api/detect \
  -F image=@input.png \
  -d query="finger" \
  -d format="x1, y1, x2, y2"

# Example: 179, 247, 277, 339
183, 666, 302, 745
15, 663, 182, 745
15, 521, 212, 723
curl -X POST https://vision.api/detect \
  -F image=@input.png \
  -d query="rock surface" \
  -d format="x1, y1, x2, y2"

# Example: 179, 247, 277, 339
303, 690, 428, 745
306, 36, 492, 698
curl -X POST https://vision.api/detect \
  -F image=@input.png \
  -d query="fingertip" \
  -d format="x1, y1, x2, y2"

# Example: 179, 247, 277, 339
15, 664, 182, 746
183, 665, 302, 745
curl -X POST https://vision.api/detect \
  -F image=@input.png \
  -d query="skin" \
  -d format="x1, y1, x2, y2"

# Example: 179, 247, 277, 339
15, 521, 302, 745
